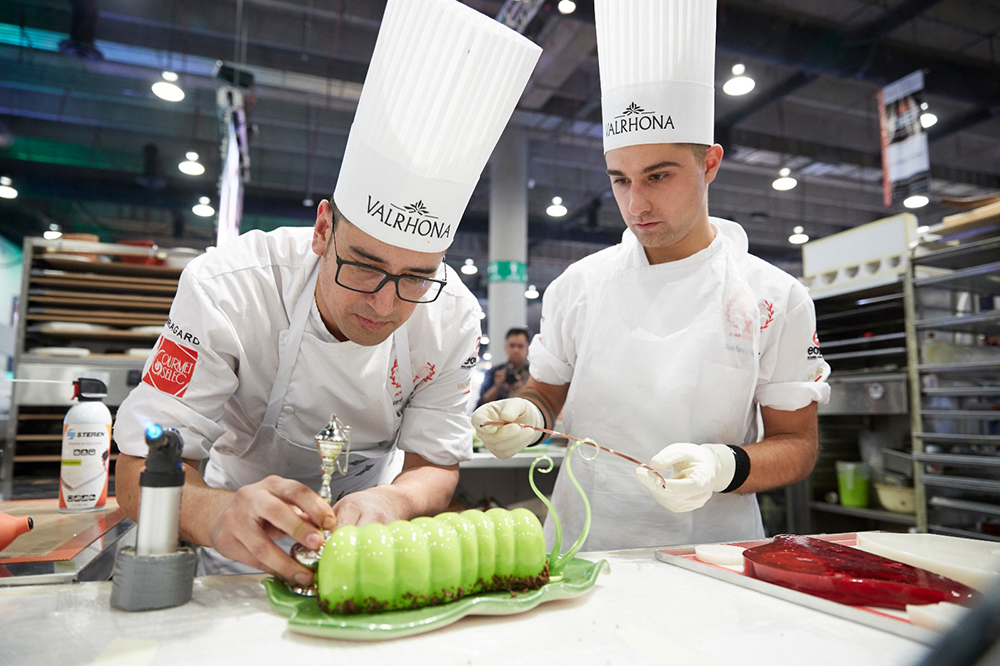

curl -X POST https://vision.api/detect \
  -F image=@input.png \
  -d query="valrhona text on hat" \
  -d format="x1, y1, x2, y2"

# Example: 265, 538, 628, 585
366, 195, 452, 241
605, 102, 675, 138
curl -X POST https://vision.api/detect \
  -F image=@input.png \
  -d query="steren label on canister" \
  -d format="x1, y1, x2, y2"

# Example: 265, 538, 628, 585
59, 401, 112, 513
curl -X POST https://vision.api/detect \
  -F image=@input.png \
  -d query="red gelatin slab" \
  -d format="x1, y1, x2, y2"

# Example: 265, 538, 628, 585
743, 535, 977, 609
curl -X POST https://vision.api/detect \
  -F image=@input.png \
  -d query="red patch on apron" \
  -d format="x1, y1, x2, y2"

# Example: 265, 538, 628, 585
143, 338, 198, 397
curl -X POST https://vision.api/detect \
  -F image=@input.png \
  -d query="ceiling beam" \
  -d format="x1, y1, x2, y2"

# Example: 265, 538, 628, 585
557, 0, 1000, 106
728, 127, 1000, 189
849, 0, 948, 44
714, 2, 1000, 106
716, 72, 819, 143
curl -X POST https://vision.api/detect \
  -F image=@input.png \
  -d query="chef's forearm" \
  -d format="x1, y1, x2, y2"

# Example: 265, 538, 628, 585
384, 454, 459, 519
519, 377, 569, 431
114, 453, 145, 521
736, 403, 819, 494
116, 452, 229, 547
176, 462, 233, 547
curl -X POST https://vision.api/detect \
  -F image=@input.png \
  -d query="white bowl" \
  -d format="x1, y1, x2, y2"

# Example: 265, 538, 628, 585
164, 248, 202, 268
876, 483, 916, 514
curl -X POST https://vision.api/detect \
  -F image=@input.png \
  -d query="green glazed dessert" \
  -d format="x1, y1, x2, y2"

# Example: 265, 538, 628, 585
317, 507, 549, 614
314, 440, 593, 616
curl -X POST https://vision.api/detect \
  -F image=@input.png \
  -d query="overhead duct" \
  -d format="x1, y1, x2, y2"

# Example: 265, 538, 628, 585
58, 0, 103, 60
136, 144, 166, 190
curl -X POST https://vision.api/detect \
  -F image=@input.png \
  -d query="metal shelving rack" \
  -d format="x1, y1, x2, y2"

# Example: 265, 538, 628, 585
906, 228, 1000, 542
787, 214, 922, 535
0, 238, 185, 500
804, 280, 917, 532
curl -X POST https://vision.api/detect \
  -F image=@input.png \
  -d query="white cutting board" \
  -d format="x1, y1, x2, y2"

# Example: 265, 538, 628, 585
855, 532, 1000, 591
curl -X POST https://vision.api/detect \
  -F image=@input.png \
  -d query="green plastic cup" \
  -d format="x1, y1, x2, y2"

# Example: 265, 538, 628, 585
836, 461, 869, 508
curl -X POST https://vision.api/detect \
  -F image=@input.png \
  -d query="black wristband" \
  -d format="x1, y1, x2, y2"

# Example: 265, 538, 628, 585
721, 445, 751, 493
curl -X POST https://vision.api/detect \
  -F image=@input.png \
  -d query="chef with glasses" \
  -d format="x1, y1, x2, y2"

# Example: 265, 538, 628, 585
113, 0, 540, 583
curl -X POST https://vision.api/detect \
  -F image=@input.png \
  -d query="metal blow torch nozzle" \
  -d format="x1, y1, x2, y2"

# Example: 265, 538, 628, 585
135, 424, 185, 556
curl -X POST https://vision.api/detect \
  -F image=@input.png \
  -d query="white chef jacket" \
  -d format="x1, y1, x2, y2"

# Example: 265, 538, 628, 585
114, 227, 481, 491
529, 217, 831, 550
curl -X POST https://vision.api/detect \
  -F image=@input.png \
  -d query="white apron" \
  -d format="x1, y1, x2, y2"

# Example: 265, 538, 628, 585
544, 233, 764, 551
200, 257, 414, 574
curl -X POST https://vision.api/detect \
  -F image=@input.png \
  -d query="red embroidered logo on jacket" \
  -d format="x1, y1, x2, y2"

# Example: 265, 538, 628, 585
414, 362, 436, 384
759, 300, 775, 331
725, 298, 756, 340
143, 338, 198, 397
389, 359, 404, 402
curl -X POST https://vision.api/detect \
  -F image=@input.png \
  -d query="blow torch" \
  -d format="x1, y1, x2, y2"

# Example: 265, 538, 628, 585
110, 424, 197, 612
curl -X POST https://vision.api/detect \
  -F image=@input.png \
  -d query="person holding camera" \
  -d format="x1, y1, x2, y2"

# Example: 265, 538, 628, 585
477, 328, 530, 407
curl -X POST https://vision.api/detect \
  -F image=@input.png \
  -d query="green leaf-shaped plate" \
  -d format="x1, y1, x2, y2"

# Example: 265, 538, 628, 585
262, 557, 609, 641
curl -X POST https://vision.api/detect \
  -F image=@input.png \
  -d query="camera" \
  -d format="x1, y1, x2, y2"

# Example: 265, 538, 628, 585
504, 367, 518, 385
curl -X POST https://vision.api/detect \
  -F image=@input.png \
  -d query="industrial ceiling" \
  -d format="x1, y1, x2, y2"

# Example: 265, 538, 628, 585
1, 0, 999, 298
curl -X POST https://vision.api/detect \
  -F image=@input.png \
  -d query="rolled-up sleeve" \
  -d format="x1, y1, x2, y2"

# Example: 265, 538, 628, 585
527, 271, 586, 386
755, 292, 831, 411
396, 299, 481, 466
113, 273, 244, 460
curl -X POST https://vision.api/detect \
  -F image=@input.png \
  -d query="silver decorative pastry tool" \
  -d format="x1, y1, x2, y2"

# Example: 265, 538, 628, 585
289, 413, 351, 596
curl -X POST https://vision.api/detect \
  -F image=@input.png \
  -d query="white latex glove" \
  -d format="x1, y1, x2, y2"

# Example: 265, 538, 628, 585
471, 398, 544, 460
634, 443, 736, 513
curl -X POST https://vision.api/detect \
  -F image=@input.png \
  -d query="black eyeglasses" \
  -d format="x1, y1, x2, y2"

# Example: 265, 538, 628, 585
330, 234, 447, 304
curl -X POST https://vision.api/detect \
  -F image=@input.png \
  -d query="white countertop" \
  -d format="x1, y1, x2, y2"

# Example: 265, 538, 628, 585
0, 549, 930, 666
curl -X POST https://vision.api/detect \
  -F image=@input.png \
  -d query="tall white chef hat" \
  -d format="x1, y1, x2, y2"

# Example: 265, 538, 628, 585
333, 0, 542, 252
595, 0, 717, 154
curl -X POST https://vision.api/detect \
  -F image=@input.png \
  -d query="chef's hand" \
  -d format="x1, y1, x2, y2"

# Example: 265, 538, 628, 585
634, 443, 737, 512
471, 398, 544, 460
206, 476, 337, 586
332, 487, 403, 528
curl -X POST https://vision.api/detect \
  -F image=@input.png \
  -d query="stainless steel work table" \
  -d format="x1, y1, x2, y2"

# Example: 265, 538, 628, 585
0, 547, 929, 665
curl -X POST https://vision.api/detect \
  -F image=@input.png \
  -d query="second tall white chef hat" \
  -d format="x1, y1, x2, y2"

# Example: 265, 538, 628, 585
333, 0, 542, 253
595, 0, 717, 153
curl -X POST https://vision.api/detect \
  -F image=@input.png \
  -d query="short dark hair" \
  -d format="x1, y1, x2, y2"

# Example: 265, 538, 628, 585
506, 327, 530, 341
330, 200, 345, 227
324, 200, 348, 253
679, 143, 710, 166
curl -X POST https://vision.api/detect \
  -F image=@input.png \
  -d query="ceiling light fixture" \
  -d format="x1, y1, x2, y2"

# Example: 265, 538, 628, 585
461, 258, 478, 275
772, 167, 797, 191
546, 196, 567, 217
480, 335, 490, 345
918, 101, 938, 129
152, 71, 185, 102
483, 352, 493, 361
904, 194, 929, 209
788, 226, 809, 245
525, 284, 540, 299
723, 63, 755, 96
192, 196, 215, 217
178, 151, 205, 176
43, 222, 62, 240
557, 0, 577, 14
477, 310, 487, 320
302, 198, 314, 207
0, 176, 18, 199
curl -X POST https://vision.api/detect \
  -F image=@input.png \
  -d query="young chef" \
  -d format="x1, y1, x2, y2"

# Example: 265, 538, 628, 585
473, 0, 831, 550
114, 0, 541, 585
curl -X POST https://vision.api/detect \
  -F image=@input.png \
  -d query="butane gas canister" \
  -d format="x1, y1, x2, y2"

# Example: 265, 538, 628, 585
59, 378, 113, 513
